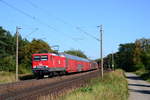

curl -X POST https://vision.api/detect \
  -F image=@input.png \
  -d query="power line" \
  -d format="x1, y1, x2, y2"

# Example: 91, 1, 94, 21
24, 0, 99, 41
76, 27, 100, 41
25, 0, 75, 27
1, 0, 98, 53
23, 0, 99, 52
0, 0, 55, 31
25, 28, 39, 38
0, 0, 35, 19
0, 0, 76, 43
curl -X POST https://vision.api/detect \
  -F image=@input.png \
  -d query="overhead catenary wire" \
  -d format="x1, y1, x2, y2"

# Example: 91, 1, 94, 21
24, 0, 84, 40
0, 0, 78, 44
23, 0, 99, 52
0, 0, 56, 31
76, 27, 100, 41
24, 0, 99, 42
0, 0, 98, 54
25, 28, 39, 39
25, 0, 74, 27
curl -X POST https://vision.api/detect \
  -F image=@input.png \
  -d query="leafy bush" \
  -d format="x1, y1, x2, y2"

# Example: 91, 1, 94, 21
0, 56, 15, 71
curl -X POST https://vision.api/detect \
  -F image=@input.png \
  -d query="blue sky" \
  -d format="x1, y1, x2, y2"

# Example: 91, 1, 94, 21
0, 0, 150, 59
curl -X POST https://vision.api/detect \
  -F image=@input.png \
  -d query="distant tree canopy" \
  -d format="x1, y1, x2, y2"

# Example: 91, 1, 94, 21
1, 26, 149, 73
23, 39, 53, 54
103, 38, 150, 72
64, 49, 88, 59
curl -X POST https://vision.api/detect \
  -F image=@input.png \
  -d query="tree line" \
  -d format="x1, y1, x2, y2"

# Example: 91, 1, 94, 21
1, 26, 149, 74
103, 38, 150, 72
0, 27, 87, 74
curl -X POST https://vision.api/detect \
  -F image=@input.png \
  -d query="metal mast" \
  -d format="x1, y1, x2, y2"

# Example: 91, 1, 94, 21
16, 27, 21, 81
98, 25, 103, 78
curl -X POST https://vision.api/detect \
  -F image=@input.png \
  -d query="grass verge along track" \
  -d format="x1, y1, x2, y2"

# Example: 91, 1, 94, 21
57, 69, 128, 100
0, 70, 102, 100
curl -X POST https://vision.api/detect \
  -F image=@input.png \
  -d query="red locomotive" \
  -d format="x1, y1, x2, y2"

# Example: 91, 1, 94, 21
32, 53, 98, 78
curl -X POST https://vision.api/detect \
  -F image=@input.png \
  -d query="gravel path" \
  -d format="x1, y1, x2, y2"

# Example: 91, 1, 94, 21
125, 73, 150, 100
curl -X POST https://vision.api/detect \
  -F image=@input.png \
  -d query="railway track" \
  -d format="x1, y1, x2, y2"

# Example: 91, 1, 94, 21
0, 69, 104, 100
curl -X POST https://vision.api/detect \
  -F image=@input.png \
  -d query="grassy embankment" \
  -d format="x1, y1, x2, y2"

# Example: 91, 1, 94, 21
0, 71, 16, 83
0, 71, 34, 84
57, 69, 128, 100
135, 69, 150, 82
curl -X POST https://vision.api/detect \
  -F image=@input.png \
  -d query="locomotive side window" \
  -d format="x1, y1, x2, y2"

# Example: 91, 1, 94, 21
41, 55, 48, 61
34, 56, 40, 61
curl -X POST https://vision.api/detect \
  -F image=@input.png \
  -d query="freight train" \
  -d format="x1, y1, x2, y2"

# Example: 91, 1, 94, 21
32, 53, 98, 78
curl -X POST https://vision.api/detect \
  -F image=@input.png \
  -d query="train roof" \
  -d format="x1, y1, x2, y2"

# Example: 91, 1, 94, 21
60, 53, 91, 62
32, 53, 91, 62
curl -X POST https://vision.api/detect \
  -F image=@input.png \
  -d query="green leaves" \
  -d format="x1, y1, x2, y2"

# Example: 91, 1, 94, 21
80, 87, 93, 92
0, 27, 54, 73
101, 38, 150, 73
0, 56, 15, 71
112, 38, 150, 72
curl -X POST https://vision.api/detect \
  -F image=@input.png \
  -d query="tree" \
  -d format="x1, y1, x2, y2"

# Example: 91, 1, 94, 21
0, 56, 15, 71
0, 26, 55, 73
19, 39, 54, 71
115, 43, 135, 71
133, 40, 144, 70
112, 38, 150, 72
141, 52, 150, 70
135, 38, 150, 70
0, 27, 9, 57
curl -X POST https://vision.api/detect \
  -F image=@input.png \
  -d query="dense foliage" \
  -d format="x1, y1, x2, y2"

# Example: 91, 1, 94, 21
0, 27, 54, 73
103, 38, 150, 72
0, 27, 88, 74
1, 26, 149, 74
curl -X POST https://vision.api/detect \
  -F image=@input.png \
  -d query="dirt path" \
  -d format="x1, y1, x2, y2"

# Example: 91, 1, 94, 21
125, 73, 150, 100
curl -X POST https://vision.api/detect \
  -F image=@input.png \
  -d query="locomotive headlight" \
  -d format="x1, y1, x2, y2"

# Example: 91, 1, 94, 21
33, 66, 36, 68
45, 66, 48, 68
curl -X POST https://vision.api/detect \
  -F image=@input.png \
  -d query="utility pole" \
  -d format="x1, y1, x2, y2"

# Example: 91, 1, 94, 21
16, 27, 21, 81
98, 25, 103, 78
112, 51, 114, 71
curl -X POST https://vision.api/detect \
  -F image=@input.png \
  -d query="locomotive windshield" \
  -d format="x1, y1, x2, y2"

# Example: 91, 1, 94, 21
34, 56, 40, 61
41, 55, 48, 61
33, 55, 48, 61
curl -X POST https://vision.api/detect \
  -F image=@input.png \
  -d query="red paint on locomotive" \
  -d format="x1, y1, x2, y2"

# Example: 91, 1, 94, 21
32, 53, 97, 78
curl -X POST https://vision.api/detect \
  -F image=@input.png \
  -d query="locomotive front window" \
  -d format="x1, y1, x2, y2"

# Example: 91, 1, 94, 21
41, 55, 48, 61
34, 56, 40, 61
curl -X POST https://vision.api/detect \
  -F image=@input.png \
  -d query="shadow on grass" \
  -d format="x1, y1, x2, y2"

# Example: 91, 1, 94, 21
19, 74, 35, 80
126, 76, 142, 80
129, 89, 150, 94
129, 83, 150, 87
140, 72, 150, 81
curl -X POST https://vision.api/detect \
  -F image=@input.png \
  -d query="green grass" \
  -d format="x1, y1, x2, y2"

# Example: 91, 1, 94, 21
135, 69, 150, 82
0, 71, 34, 84
59, 69, 128, 100
0, 71, 16, 83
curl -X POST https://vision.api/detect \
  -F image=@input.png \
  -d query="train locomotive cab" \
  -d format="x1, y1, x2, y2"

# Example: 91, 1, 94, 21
32, 53, 66, 78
